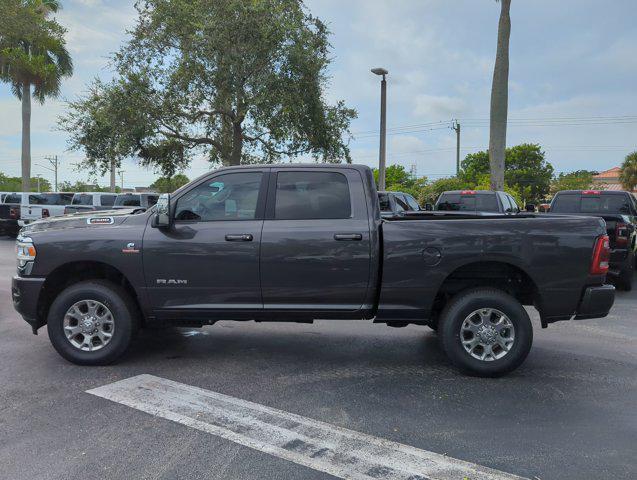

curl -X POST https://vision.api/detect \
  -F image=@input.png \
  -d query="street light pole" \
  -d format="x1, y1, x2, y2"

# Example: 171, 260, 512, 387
371, 67, 388, 191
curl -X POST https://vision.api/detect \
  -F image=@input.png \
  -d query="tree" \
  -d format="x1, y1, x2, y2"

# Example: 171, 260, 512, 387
620, 152, 637, 192
0, 0, 73, 191
488, 0, 511, 191
418, 177, 472, 205
57, 180, 120, 193
551, 170, 596, 194
60, 0, 356, 177
0, 172, 51, 192
460, 144, 553, 204
150, 174, 190, 193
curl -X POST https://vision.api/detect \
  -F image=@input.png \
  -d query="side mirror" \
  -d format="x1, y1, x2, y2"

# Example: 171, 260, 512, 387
424, 203, 434, 211
153, 193, 172, 228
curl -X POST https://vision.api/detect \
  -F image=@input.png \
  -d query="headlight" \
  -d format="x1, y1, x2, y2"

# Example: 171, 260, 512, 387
16, 237, 36, 266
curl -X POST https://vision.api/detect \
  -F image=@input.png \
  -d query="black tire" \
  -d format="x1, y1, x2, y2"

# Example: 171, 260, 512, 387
47, 280, 139, 365
618, 253, 634, 291
438, 288, 533, 377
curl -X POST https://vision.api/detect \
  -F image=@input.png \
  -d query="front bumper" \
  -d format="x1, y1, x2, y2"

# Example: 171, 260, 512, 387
12, 275, 46, 332
574, 284, 615, 319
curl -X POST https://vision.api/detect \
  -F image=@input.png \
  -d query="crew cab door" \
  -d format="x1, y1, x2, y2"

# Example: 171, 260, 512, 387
260, 168, 371, 314
142, 170, 268, 317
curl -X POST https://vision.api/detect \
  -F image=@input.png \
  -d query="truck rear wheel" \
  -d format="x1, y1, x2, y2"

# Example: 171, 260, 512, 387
47, 280, 138, 365
438, 288, 533, 377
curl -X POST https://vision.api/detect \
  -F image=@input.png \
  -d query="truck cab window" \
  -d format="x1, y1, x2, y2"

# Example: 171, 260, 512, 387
274, 171, 351, 220
175, 172, 262, 221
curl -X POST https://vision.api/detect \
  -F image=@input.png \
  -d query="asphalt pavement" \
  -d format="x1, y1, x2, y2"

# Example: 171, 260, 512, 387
0, 236, 635, 479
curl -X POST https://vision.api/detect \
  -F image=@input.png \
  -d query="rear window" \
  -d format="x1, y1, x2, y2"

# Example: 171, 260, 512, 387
552, 194, 633, 214
72, 194, 94, 205
145, 195, 159, 207
378, 193, 391, 212
436, 193, 499, 212
274, 171, 351, 220
114, 194, 141, 207
28, 193, 74, 205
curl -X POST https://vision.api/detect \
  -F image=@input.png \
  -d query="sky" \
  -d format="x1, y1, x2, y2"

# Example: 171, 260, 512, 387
1, 0, 636, 189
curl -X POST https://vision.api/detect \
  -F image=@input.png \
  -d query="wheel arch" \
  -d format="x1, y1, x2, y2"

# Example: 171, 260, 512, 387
430, 260, 540, 325
37, 261, 143, 327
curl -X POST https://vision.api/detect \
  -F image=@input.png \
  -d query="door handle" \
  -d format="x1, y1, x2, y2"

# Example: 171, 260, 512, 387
225, 234, 253, 242
334, 233, 362, 241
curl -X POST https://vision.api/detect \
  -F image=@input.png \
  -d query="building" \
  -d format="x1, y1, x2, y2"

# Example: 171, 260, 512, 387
592, 167, 635, 192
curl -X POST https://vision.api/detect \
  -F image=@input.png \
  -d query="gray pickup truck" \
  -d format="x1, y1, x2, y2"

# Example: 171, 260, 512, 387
12, 164, 615, 376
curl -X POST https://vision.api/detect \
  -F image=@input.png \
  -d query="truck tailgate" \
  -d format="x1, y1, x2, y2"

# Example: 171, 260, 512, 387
22, 206, 45, 222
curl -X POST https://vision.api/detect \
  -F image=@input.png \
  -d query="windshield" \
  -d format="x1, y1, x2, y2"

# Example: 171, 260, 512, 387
114, 195, 141, 206
436, 193, 499, 212
552, 194, 633, 214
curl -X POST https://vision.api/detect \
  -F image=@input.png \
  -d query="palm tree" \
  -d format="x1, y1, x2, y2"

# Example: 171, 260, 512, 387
488, 0, 511, 191
0, 0, 73, 191
620, 151, 637, 192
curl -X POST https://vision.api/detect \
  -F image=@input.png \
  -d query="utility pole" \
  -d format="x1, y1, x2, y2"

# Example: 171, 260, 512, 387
452, 120, 461, 175
36, 174, 41, 193
110, 160, 116, 192
371, 67, 389, 191
44, 155, 59, 191
118, 170, 125, 190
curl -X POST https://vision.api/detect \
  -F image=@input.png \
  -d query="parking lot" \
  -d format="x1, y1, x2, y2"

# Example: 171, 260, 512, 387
0, 236, 635, 479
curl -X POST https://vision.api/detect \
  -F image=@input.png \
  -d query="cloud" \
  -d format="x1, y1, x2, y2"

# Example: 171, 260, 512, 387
413, 94, 466, 119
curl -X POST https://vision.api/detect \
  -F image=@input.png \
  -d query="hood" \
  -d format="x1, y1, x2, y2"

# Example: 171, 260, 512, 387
20, 209, 141, 235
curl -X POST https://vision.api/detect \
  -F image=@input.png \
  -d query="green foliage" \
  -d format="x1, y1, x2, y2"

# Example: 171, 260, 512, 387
0, 0, 73, 103
57, 180, 120, 193
418, 177, 471, 205
0, 172, 51, 191
619, 151, 637, 191
550, 170, 596, 195
372, 164, 428, 199
149, 174, 190, 193
460, 144, 553, 203
60, 0, 356, 177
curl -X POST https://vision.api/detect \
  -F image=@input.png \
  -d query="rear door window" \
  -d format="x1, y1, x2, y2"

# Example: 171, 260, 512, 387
274, 171, 351, 220
394, 194, 410, 212
100, 195, 116, 207
4, 194, 21, 204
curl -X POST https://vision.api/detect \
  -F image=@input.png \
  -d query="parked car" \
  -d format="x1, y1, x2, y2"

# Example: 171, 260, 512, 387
28, 193, 74, 217
112, 193, 159, 210
0, 193, 51, 236
0, 201, 22, 237
550, 189, 637, 290
64, 192, 118, 214
378, 190, 422, 217
436, 190, 520, 214
13, 165, 614, 376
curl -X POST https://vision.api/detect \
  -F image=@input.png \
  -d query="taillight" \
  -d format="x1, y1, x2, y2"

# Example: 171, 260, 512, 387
590, 235, 610, 275
615, 222, 629, 246
42, 209, 50, 218
9, 207, 19, 219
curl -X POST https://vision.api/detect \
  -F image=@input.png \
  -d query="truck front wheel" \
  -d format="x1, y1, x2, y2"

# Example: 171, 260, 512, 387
438, 288, 533, 377
47, 280, 138, 365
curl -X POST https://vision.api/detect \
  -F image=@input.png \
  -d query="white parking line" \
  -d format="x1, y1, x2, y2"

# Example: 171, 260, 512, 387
87, 374, 527, 480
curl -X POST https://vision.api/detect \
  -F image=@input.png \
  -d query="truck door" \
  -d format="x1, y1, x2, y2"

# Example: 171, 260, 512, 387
260, 168, 371, 314
142, 170, 268, 317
